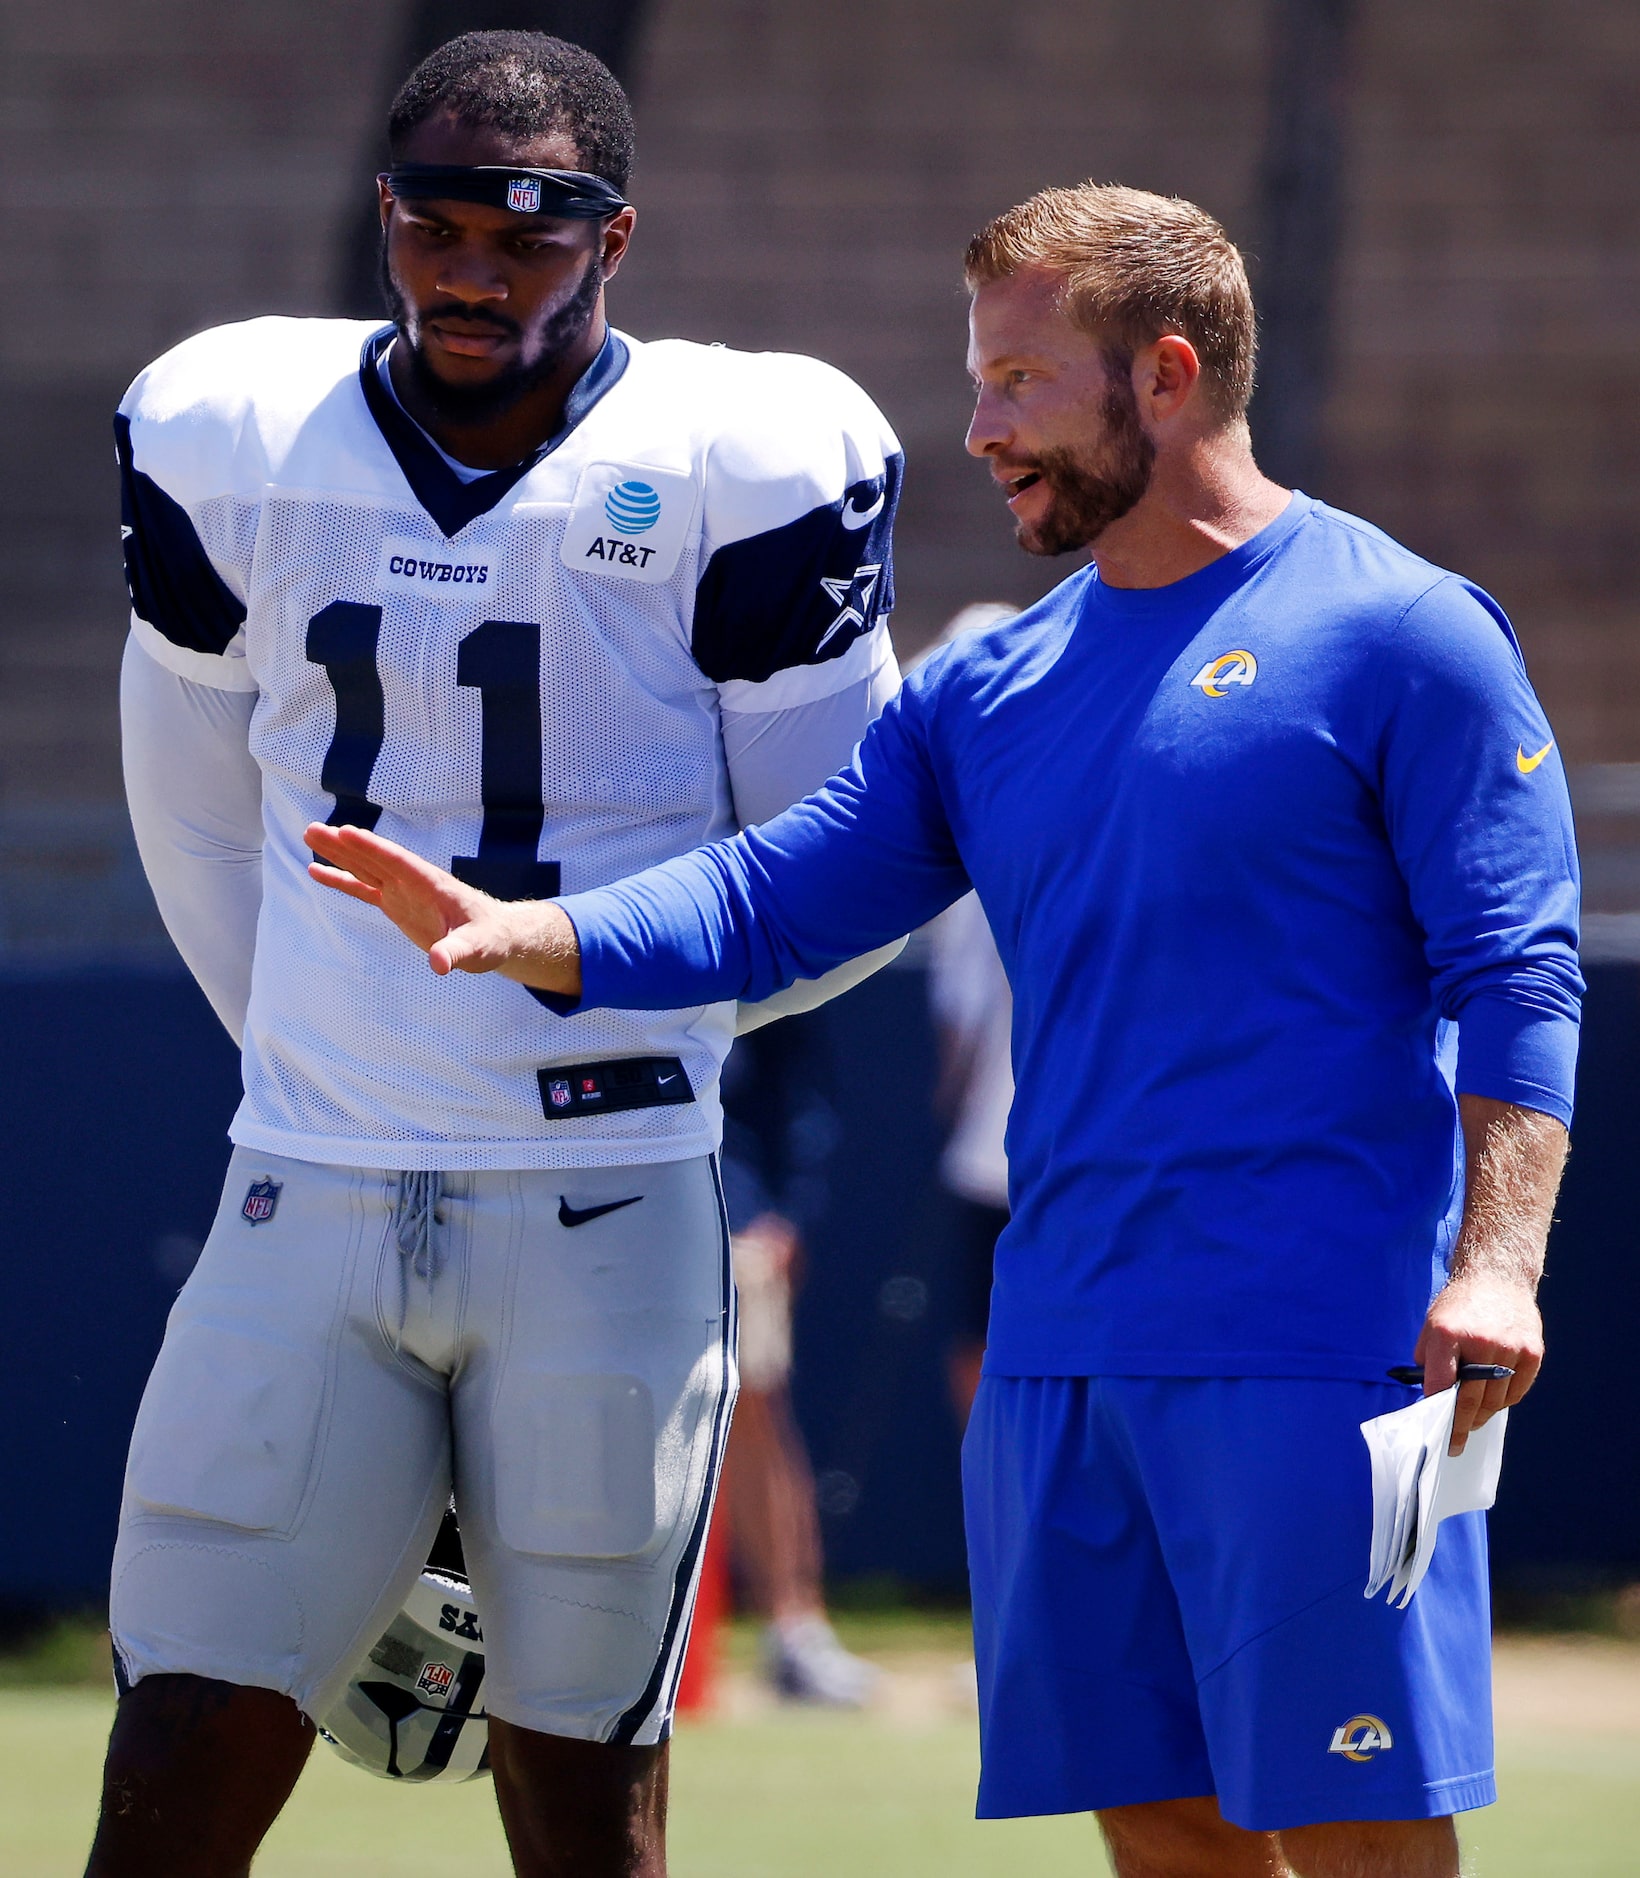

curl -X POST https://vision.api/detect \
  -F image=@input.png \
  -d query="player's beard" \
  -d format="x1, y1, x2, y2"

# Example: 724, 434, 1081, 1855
383, 247, 605, 428
1011, 360, 1157, 557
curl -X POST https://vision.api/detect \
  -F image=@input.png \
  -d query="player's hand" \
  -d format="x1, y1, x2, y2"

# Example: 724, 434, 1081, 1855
304, 823, 582, 995
1413, 1271, 1543, 1456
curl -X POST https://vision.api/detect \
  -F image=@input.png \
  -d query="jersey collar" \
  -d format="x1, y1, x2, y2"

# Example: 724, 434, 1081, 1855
357, 326, 630, 539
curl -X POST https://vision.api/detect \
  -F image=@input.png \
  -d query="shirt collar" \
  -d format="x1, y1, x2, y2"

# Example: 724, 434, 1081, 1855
358, 325, 631, 538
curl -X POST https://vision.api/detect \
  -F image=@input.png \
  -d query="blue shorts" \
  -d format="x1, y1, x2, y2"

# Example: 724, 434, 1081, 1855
964, 1375, 1495, 1831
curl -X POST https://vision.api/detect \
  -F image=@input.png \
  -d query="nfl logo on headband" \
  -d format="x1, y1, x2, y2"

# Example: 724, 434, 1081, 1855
506, 176, 543, 214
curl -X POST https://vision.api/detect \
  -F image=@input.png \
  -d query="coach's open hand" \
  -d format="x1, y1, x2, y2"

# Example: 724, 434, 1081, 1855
306, 823, 583, 997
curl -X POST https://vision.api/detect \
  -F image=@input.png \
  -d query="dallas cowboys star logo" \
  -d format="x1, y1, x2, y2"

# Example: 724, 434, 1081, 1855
816, 563, 882, 654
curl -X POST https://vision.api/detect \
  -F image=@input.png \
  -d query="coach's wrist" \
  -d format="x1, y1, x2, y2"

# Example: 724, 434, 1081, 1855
488, 900, 583, 996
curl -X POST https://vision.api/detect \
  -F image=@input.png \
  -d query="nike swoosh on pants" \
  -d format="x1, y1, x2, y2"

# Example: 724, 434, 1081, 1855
558, 1194, 644, 1229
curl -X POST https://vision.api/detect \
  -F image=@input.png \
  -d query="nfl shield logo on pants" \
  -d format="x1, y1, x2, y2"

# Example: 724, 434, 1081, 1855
241, 1177, 281, 1225
506, 175, 542, 214
547, 1079, 572, 1110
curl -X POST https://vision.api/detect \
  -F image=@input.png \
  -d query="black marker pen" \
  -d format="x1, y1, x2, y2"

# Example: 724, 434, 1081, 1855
1386, 1363, 1515, 1387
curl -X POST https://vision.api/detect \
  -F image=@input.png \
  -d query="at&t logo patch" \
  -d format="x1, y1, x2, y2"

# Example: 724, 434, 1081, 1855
560, 462, 695, 586
1328, 1713, 1393, 1761
1190, 649, 1258, 697
604, 480, 662, 534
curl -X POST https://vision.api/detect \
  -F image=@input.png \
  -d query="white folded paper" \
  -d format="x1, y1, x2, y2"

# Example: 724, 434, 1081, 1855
1361, 1389, 1508, 1607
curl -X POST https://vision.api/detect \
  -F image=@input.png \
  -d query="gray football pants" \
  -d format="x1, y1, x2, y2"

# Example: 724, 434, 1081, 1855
110, 1147, 735, 1746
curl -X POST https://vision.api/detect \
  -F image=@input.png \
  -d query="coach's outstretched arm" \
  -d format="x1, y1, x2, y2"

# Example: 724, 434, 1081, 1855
309, 680, 971, 1009
307, 823, 589, 994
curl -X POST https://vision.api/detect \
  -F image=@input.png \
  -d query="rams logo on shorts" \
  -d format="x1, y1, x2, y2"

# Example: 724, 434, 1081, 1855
1327, 1714, 1393, 1761
1189, 649, 1258, 697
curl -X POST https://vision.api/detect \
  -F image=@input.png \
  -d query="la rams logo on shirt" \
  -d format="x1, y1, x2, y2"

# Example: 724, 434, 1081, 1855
1190, 649, 1258, 697
561, 462, 696, 585
1327, 1714, 1393, 1761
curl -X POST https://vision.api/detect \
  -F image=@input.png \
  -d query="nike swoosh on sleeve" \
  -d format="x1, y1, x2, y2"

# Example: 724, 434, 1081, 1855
1516, 740, 1555, 774
839, 491, 885, 531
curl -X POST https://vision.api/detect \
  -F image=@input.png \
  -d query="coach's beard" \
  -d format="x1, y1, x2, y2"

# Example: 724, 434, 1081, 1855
1012, 372, 1157, 557
384, 249, 604, 428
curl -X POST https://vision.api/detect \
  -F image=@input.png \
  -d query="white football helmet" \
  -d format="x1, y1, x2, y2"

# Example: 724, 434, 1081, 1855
318, 1566, 491, 1782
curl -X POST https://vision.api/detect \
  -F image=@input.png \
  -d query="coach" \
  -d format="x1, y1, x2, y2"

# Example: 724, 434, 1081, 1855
312, 185, 1582, 1878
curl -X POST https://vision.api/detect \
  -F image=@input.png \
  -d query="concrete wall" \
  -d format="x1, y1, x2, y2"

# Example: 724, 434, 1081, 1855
2, 0, 1638, 956
0, 0, 402, 955
616, 0, 1268, 648
1330, 0, 1640, 763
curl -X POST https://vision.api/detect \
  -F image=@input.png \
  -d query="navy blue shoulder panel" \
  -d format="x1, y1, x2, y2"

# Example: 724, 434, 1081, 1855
115, 412, 248, 657
692, 452, 903, 686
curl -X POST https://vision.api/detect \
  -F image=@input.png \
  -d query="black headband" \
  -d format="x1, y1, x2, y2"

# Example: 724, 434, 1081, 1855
381, 164, 628, 219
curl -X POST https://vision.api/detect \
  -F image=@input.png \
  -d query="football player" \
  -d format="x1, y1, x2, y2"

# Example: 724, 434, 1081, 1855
95, 31, 901, 1877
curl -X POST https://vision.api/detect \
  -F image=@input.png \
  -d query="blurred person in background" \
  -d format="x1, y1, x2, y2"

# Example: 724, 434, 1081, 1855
98, 28, 902, 1877
315, 181, 1581, 1878
921, 606, 1018, 1427
928, 888, 1013, 1426
717, 1014, 879, 1706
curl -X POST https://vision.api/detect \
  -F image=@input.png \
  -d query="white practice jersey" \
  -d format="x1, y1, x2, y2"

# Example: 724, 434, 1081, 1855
118, 317, 903, 1169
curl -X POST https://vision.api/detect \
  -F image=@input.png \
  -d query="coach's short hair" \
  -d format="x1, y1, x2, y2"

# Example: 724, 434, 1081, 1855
964, 184, 1256, 419
388, 30, 635, 193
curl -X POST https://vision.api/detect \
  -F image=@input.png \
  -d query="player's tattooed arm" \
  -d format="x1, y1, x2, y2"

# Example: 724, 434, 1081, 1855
1415, 1094, 1568, 1455
306, 824, 582, 996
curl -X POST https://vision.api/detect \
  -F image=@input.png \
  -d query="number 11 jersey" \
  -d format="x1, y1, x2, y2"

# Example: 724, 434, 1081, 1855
117, 316, 902, 1170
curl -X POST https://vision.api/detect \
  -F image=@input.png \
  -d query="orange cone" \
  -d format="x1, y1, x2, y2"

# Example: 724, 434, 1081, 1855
674, 1513, 731, 1715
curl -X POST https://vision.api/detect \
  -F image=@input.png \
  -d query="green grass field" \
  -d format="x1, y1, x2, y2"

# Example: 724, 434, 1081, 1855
6, 1620, 1638, 1876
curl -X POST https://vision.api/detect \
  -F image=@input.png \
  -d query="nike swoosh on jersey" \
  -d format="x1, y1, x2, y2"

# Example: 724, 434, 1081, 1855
558, 1194, 644, 1229
840, 489, 886, 531
1516, 739, 1555, 774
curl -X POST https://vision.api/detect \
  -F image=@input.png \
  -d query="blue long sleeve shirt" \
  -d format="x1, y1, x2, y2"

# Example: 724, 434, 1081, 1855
559, 495, 1582, 1379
